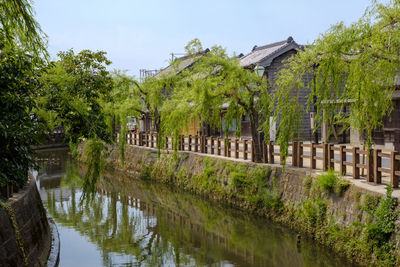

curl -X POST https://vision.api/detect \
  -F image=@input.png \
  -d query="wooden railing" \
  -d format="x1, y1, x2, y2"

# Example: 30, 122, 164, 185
120, 132, 400, 188
122, 132, 254, 161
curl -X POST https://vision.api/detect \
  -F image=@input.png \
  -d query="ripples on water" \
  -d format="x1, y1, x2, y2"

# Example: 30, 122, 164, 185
34, 148, 356, 267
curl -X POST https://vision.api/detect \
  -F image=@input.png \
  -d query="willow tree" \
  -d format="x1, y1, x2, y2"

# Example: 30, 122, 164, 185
134, 74, 178, 137
102, 71, 142, 165
0, 0, 47, 57
161, 42, 271, 162
272, 0, 400, 160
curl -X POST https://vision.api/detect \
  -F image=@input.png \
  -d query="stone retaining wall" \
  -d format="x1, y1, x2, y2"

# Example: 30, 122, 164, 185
0, 174, 51, 266
102, 145, 384, 227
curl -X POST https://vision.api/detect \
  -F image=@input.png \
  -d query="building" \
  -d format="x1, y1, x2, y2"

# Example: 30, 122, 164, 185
218, 37, 315, 141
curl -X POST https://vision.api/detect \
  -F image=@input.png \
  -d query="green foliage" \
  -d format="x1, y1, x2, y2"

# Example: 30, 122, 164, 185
0, 1, 47, 189
0, 46, 43, 187
315, 169, 350, 195
273, 0, 400, 161
230, 172, 249, 192
316, 170, 337, 193
363, 185, 398, 256
259, 190, 283, 212
0, 202, 27, 265
303, 176, 313, 192
82, 139, 107, 195
160, 40, 271, 162
334, 178, 351, 195
138, 165, 153, 181
0, 0, 47, 57
361, 193, 381, 211
102, 71, 142, 165
38, 49, 113, 145
299, 198, 327, 231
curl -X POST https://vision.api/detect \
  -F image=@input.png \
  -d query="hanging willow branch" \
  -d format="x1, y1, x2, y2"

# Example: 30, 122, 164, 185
273, 0, 400, 164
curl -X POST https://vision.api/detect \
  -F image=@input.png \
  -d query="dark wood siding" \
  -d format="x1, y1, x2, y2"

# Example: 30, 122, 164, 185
266, 49, 316, 141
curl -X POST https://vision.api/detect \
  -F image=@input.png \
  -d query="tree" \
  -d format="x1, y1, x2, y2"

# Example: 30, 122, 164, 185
161, 42, 271, 162
37, 49, 114, 193
0, 46, 43, 187
38, 49, 114, 145
102, 71, 142, 165
0, 0, 47, 57
272, 0, 400, 160
0, 0, 47, 188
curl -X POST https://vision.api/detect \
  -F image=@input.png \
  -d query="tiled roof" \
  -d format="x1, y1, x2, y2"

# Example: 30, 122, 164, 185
240, 36, 299, 68
155, 49, 209, 78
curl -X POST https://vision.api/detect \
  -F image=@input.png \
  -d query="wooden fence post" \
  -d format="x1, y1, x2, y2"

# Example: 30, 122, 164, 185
323, 143, 329, 171
195, 135, 199, 152
165, 136, 169, 149
227, 139, 231, 157
298, 142, 303, 168
146, 133, 149, 147
268, 142, 274, 164
292, 141, 298, 167
263, 141, 268, 164
204, 137, 208, 154
352, 147, 360, 179
391, 151, 399, 188
328, 144, 334, 170
210, 136, 215, 155
311, 143, 316, 169
234, 139, 239, 159
367, 148, 374, 182
339, 145, 346, 175
251, 141, 255, 162
217, 138, 221, 155
374, 149, 382, 184
188, 135, 192, 151
243, 140, 248, 160
138, 132, 143, 146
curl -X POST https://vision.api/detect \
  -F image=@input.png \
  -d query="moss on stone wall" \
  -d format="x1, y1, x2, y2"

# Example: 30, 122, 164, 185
0, 201, 28, 266
102, 145, 400, 266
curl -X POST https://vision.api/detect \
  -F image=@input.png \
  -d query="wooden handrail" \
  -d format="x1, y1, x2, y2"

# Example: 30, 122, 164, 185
125, 132, 400, 188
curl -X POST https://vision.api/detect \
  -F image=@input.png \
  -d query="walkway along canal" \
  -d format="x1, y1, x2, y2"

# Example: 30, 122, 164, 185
35, 148, 356, 266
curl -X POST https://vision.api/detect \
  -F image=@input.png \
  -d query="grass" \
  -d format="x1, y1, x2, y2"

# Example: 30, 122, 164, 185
316, 169, 351, 195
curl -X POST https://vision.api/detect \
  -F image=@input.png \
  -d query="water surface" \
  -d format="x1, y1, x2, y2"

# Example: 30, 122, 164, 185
35, 148, 356, 267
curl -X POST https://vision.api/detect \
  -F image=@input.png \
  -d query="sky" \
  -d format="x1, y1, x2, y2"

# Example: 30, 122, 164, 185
34, 0, 386, 78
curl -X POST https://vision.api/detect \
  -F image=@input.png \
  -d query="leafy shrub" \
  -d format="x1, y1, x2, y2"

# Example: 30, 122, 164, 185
361, 194, 380, 211
316, 170, 350, 195
316, 170, 337, 193
363, 185, 399, 265
261, 189, 283, 212
139, 164, 153, 180
334, 179, 351, 195
230, 172, 249, 192
300, 198, 327, 229
303, 176, 313, 192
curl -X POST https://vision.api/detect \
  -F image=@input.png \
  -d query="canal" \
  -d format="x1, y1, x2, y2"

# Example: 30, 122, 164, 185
34, 148, 356, 267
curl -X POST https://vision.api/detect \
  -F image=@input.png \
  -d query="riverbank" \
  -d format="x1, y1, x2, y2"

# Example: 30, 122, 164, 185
86, 144, 400, 266
0, 174, 55, 266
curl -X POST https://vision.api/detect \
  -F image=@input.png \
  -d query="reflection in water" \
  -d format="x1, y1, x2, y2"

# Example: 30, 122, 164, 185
35, 149, 355, 267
